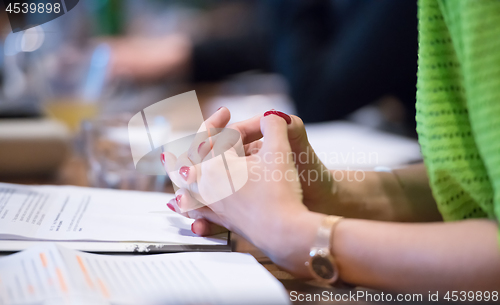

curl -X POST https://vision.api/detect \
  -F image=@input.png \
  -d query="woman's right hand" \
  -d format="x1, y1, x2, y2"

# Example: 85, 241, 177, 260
176, 110, 339, 236
235, 111, 338, 215
282, 115, 338, 215
163, 109, 327, 277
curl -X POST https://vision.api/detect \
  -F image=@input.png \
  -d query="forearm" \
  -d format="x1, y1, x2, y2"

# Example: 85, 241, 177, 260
332, 164, 441, 222
333, 218, 500, 292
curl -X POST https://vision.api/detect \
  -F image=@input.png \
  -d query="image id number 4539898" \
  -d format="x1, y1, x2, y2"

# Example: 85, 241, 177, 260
6, 2, 61, 14
443, 291, 498, 302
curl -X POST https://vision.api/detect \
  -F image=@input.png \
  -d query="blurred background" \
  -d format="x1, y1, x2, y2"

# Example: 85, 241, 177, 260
0, 0, 422, 192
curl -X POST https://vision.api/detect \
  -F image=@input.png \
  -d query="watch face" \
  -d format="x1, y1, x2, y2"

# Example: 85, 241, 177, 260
310, 255, 335, 280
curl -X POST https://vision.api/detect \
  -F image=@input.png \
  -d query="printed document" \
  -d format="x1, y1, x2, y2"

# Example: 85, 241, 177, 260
0, 243, 289, 305
0, 183, 224, 245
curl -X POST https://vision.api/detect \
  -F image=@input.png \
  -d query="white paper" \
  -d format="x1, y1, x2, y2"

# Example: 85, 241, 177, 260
0, 183, 225, 245
305, 121, 422, 170
0, 243, 289, 305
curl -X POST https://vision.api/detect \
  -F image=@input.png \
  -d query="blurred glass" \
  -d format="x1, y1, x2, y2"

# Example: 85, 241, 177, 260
43, 44, 111, 133
44, 101, 99, 133
83, 115, 166, 192
41, 45, 95, 132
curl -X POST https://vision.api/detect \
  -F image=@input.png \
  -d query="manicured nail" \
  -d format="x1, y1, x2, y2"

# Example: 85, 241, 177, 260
198, 141, 205, 153
264, 110, 291, 124
217, 106, 224, 111
179, 167, 190, 181
191, 223, 196, 234
175, 195, 182, 205
160, 153, 165, 165
166, 203, 175, 212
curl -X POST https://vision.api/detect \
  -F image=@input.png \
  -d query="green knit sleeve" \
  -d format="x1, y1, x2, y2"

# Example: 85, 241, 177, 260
439, 0, 500, 228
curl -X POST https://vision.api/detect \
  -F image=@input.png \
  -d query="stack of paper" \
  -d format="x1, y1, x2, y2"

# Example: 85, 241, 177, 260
0, 183, 225, 248
0, 243, 290, 305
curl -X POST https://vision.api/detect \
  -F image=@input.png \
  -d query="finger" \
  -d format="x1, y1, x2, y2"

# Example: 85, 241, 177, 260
228, 114, 263, 144
188, 138, 209, 165
198, 151, 239, 206
227, 112, 306, 149
198, 128, 246, 163
191, 113, 278, 161
187, 132, 222, 165
166, 196, 189, 218
165, 153, 201, 201
191, 218, 228, 236
186, 207, 224, 228
175, 152, 197, 185
260, 111, 293, 154
166, 192, 215, 220
170, 190, 227, 235
162, 151, 176, 172
163, 152, 185, 187
210, 128, 245, 159
286, 115, 310, 151
198, 106, 231, 134
186, 107, 230, 164
244, 140, 263, 156
174, 188, 207, 213
166, 154, 206, 206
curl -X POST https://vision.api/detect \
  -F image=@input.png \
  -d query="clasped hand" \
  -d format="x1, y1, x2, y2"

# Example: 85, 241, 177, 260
162, 108, 335, 276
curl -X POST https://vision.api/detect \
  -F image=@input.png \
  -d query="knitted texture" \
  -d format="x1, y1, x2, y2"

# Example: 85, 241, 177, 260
416, 0, 500, 238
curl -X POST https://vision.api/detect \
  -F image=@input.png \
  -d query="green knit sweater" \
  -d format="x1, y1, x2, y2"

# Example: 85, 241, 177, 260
416, 0, 500, 242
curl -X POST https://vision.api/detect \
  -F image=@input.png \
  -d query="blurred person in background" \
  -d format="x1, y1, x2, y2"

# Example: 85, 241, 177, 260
108, 0, 418, 133
163, 0, 500, 292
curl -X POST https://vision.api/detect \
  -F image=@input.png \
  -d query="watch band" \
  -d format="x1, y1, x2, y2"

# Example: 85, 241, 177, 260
315, 215, 343, 251
306, 215, 343, 284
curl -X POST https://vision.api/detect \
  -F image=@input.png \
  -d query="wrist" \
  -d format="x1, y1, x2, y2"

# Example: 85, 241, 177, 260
332, 170, 398, 220
261, 210, 326, 278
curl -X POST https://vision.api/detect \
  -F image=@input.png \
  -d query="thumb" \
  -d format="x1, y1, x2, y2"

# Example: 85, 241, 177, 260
287, 115, 310, 152
260, 110, 292, 154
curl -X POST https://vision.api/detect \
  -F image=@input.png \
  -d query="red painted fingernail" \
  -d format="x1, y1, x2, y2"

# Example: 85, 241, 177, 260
264, 110, 291, 124
166, 203, 175, 212
191, 223, 196, 234
217, 106, 224, 111
179, 166, 190, 181
160, 153, 165, 165
198, 141, 205, 153
175, 195, 182, 205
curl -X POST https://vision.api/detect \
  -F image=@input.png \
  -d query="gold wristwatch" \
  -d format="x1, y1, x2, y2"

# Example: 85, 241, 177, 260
305, 215, 343, 284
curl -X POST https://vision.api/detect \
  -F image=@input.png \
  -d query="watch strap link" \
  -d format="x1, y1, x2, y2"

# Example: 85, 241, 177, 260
315, 215, 343, 252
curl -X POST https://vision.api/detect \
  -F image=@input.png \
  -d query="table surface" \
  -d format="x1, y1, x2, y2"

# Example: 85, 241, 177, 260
0, 156, 381, 305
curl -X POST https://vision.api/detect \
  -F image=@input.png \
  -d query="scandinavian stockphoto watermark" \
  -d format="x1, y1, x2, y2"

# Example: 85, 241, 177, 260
290, 290, 424, 303
128, 91, 376, 211
290, 290, 499, 303
128, 91, 248, 212
247, 146, 376, 186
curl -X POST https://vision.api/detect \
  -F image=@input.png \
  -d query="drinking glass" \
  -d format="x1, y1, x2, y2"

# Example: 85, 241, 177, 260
83, 114, 167, 192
